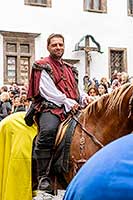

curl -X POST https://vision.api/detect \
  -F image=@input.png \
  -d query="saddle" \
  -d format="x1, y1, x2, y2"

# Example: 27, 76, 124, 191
49, 114, 78, 189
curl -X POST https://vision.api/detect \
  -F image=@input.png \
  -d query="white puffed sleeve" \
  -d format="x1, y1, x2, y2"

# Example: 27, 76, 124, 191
39, 70, 78, 112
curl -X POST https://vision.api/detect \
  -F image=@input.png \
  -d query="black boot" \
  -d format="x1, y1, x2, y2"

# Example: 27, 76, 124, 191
33, 158, 54, 200
37, 158, 52, 194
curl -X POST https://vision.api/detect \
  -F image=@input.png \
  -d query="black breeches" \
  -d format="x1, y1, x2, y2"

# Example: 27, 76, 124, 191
34, 112, 61, 159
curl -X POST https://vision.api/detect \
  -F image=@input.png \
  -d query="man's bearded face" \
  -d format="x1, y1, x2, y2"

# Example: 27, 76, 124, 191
47, 37, 64, 60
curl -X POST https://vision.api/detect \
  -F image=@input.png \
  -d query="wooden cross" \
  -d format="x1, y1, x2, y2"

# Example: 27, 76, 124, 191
74, 35, 103, 76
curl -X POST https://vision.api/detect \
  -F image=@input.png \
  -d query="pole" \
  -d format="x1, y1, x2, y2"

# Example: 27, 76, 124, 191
85, 35, 90, 76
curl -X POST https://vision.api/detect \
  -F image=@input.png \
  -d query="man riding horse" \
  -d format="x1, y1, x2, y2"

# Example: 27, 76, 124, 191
25, 33, 91, 200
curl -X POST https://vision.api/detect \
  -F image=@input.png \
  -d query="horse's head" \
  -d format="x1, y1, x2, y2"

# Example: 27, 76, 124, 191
81, 83, 133, 142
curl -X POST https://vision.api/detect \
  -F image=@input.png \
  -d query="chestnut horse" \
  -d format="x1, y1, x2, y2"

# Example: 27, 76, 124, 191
65, 82, 133, 184
0, 83, 133, 200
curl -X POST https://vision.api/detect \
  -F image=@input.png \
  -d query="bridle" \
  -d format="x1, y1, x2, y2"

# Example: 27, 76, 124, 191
71, 114, 104, 175
72, 115, 104, 148
72, 91, 133, 147
128, 94, 133, 118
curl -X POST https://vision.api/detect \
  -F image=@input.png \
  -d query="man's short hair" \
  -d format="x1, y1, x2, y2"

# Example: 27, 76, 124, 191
47, 33, 64, 46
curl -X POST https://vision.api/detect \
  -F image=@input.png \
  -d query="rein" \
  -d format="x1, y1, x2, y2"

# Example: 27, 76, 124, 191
72, 115, 104, 148
128, 94, 133, 118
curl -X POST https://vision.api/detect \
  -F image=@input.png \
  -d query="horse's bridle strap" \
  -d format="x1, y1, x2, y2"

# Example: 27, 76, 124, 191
72, 115, 104, 148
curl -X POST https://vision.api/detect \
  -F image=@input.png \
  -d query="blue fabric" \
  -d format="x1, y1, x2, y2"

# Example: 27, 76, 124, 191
63, 134, 133, 200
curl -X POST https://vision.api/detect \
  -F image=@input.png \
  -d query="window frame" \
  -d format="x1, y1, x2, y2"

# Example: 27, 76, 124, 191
108, 47, 127, 79
83, 0, 107, 13
24, 0, 52, 7
1, 31, 40, 85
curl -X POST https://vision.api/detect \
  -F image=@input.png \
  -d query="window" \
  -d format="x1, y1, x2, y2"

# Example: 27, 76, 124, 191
84, 0, 107, 13
128, 0, 133, 16
25, 0, 52, 7
109, 48, 127, 79
1, 31, 40, 85
7, 56, 16, 83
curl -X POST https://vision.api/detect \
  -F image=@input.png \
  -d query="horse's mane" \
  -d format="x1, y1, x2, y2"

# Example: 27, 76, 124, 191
82, 83, 133, 118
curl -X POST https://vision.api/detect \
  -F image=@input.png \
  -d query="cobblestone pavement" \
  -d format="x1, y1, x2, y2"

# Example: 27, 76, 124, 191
53, 190, 65, 200
33, 190, 65, 200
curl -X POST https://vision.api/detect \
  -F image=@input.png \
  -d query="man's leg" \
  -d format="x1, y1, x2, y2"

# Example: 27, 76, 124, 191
33, 112, 61, 194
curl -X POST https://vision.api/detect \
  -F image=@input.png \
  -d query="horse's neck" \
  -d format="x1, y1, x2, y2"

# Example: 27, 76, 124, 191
80, 103, 131, 146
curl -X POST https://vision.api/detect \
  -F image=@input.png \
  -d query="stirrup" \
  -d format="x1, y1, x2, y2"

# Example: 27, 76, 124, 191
38, 177, 52, 192
33, 190, 54, 200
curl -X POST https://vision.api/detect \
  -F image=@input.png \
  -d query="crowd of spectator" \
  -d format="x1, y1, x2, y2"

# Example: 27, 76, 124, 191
0, 83, 30, 122
0, 71, 132, 122
83, 71, 132, 101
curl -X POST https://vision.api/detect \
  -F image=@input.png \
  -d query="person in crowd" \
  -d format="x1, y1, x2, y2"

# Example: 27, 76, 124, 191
20, 87, 27, 95
83, 74, 93, 93
116, 72, 122, 84
11, 83, 20, 95
26, 33, 91, 199
20, 92, 30, 111
87, 85, 99, 97
100, 77, 110, 89
110, 70, 118, 84
0, 85, 8, 94
87, 85, 99, 102
121, 71, 129, 85
98, 83, 108, 96
0, 92, 12, 121
12, 94, 26, 113
8, 89, 16, 106
111, 79, 121, 91
12, 94, 20, 113
92, 77, 99, 88
63, 134, 133, 200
